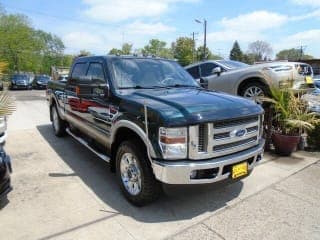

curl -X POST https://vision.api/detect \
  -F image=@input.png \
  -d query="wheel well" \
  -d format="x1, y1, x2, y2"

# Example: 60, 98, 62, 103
110, 127, 147, 172
237, 78, 268, 95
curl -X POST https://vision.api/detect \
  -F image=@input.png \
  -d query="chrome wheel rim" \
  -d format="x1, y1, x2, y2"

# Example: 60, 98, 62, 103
120, 153, 142, 196
243, 86, 264, 103
52, 107, 59, 131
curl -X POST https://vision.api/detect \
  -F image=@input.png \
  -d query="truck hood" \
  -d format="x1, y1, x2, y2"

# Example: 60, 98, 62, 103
120, 88, 263, 126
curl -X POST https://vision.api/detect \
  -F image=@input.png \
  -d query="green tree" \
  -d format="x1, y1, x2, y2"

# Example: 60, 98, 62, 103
0, 13, 42, 72
34, 30, 65, 73
77, 50, 91, 57
173, 37, 194, 66
121, 43, 132, 55
242, 53, 256, 64
0, 11, 67, 74
196, 46, 221, 61
276, 48, 313, 61
142, 39, 173, 58
108, 48, 122, 55
108, 43, 132, 55
229, 41, 243, 61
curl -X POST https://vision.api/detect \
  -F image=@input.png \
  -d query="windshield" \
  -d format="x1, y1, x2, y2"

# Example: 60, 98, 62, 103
36, 76, 50, 82
216, 60, 249, 69
111, 58, 199, 89
12, 74, 28, 80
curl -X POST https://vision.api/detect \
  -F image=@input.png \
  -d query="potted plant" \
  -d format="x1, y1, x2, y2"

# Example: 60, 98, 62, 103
263, 87, 319, 156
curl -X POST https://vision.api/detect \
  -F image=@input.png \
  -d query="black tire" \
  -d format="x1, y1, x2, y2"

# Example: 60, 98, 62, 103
116, 140, 162, 206
51, 105, 66, 137
239, 81, 269, 98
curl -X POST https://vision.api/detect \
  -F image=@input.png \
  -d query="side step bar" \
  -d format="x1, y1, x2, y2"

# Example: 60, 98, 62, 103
66, 128, 110, 162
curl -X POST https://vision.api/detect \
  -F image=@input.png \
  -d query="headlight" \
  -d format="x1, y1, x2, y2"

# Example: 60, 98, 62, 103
159, 127, 187, 159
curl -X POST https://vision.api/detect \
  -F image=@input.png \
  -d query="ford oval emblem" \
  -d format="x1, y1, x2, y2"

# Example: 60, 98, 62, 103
235, 129, 247, 137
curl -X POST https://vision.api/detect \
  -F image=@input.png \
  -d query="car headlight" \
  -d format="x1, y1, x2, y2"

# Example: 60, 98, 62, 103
159, 127, 187, 159
37, 81, 42, 84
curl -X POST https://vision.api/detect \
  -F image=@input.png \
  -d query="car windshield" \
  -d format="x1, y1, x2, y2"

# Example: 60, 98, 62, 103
111, 58, 199, 89
12, 74, 28, 80
216, 60, 249, 69
36, 76, 50, 82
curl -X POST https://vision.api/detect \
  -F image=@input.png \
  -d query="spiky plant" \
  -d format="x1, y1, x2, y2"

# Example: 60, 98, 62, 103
0, 92, 16, 116
0, 62, 16, 116
262, 87, 319, 135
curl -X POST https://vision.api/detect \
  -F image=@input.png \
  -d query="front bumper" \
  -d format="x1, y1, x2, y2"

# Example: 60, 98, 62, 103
11, 84, 31, 89
152, 139, 265, 184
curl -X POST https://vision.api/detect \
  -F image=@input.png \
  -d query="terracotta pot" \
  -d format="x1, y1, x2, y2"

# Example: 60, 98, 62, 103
271, 133, 300, 156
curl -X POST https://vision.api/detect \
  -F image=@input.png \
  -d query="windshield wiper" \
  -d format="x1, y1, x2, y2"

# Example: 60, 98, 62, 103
118, 86, 155, 89
165, 84, 201, 88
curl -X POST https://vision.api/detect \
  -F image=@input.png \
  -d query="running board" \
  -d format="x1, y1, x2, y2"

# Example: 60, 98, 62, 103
66, 128, 110, 162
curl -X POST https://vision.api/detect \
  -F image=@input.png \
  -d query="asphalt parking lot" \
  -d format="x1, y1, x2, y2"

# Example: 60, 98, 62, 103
0, 90, 320, 240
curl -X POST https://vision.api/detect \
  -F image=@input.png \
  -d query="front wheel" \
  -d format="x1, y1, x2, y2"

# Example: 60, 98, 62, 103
116, 140, 161, 206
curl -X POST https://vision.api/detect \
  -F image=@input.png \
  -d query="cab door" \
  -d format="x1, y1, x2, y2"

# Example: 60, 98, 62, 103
80, 61, 113, 146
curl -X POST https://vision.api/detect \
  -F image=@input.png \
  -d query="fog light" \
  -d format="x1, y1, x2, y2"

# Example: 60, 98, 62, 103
190, 170, 197, 179
256, 154, 262, 162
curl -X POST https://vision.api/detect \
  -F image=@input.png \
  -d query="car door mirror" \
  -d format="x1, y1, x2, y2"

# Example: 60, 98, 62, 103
212, 67, 222, 76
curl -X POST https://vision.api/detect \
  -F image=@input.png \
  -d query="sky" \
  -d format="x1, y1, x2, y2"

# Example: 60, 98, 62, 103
1, 0, 320, 58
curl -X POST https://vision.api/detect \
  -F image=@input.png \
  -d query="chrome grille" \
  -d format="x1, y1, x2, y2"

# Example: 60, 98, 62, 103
213, 137, 257, 151
189, 115, 261, 160
213, 116, 259, 129
198, 124, 206, 152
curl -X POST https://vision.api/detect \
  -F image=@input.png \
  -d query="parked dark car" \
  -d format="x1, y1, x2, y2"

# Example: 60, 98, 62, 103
10, 74, 32, 90
0, 146, 12, 204
33, 75, 51, 89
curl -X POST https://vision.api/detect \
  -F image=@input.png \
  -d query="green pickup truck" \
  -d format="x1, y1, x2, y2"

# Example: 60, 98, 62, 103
47, 55, 265, 205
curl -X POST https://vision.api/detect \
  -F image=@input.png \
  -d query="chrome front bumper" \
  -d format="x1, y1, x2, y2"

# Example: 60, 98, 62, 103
152, 139, 265, 184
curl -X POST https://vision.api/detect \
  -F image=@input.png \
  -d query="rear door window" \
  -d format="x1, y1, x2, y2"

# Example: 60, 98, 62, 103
86, 63, 106, 83
200, 63, 219, 77
187, 66, 200, 79
71, 63, 88, 79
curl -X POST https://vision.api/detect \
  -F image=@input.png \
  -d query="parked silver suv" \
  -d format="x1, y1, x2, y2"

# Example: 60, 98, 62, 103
185, 60, 315, 99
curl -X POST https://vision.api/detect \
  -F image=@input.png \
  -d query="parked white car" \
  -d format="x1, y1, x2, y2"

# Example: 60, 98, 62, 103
185, 60, 315, 99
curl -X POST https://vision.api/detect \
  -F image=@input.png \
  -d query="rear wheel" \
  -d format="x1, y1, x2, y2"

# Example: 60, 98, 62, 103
116, 140, 161, 206
51, 105, 66, 137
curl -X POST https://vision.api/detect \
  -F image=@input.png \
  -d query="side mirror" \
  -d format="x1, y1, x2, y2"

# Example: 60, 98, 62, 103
212, 67, 222, 76
76, 83, 109, 98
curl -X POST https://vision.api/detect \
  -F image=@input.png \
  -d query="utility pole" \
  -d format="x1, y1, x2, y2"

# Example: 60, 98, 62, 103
204, 19, 207, 60
297, 45, 307, 60
195, 18, 207, 60
191, 32, 198, 63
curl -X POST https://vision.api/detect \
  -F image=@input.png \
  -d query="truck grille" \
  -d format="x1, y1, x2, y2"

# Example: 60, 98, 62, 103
190, 115, 261, 159
198, 124, 207, 152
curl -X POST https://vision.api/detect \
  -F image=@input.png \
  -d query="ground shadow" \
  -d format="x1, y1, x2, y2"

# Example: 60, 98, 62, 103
37, 124, 244, 223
